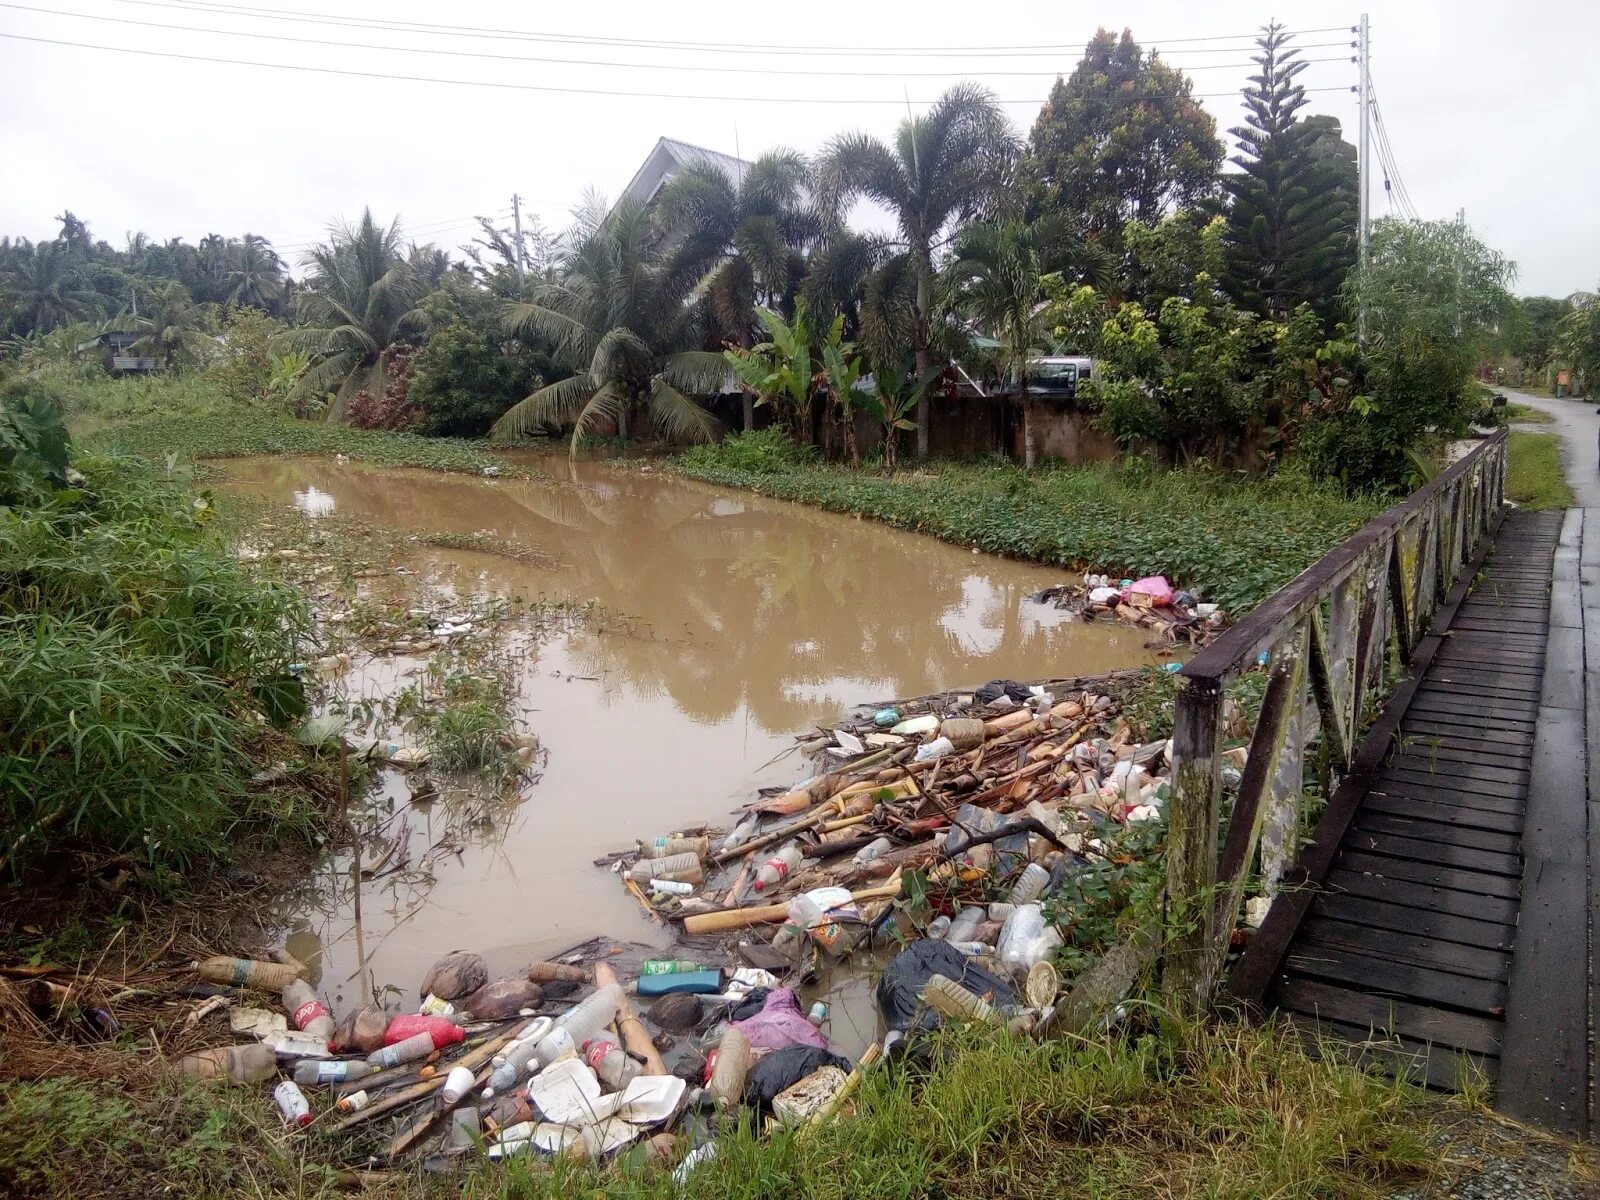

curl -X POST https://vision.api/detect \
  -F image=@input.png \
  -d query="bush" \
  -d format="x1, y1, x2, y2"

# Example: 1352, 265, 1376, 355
681, 427, 813, 474
345, 347, 421, 431
410, 320, 528, 438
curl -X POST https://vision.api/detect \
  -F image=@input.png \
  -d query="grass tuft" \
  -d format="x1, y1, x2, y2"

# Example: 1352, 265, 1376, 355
1506, 430, 1575, 510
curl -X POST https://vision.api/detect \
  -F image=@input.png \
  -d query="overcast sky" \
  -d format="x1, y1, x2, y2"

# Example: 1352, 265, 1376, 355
2, 0, 1594, 297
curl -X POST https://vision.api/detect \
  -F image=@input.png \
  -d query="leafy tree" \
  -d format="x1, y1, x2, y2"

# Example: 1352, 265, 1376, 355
7, 241, 100, 333
1511, 295, 1572, 375
410, 320, 535, 437
129, 282, 211, 370
819, 83, 1017, 458
1123, 212, 1226, 307
1023, 30, 1222, 245
1556, 289, 1600, 393
817, 319, 870, 465
226, 234, 284, 310
1222, 25, 1358, 321
208, 304, 283, 404
492, 197, 724, 453
656, 150, 818, 432
941, 217, 1092, 468
286, 209, 431, 420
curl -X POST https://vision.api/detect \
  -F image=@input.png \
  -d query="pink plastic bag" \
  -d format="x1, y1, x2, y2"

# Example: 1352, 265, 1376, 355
1122, 576, 1174, 607
731, 987, 828, 1052
383, 1013, 465, 1050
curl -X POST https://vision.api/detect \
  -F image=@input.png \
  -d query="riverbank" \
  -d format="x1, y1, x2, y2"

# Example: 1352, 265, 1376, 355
675, 433, 1383, 616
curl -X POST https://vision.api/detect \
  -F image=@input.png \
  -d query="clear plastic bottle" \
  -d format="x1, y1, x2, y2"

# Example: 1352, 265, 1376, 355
719, 811, 760, 852
706, 1026, 751, 1107
921, 974, 998, 1023
946, 905, 986, 944
925, 914, 952, 939
366, 1031, 434, 1068
997, 903, 1064, 973
583, 1038, 642, 1090
293, 1058, 375, 1086
626, 852, 704, 884
193, 956, 305, 990
181, 1043, 277, 1084
754, 844, 804, 891
282, 979, 334, 1041
273, 1080, 313, 1127
852, 836, 895, 866
1009, 863, 1050, 905
533, 983, 624, 1067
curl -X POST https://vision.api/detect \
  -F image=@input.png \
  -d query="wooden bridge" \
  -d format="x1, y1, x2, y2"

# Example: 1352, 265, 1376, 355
1155, 429, 1598, 1137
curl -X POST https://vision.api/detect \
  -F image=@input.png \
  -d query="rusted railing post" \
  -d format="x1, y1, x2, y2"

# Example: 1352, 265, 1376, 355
1161, 673, 1223, 1018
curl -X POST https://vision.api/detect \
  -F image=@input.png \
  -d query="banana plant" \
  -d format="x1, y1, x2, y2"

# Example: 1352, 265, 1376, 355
818, 321, 870, 466
864, 359, 943, 473
723, 300, 822, 439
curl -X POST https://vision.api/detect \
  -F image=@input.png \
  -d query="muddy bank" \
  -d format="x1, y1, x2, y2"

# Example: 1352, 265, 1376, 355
214, 455, 1168, 1032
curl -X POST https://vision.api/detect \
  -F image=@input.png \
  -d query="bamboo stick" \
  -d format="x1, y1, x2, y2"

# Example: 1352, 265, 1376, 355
595, 962, 668, 1077
681, 879, 902, 934
330, 1027, 518, 1133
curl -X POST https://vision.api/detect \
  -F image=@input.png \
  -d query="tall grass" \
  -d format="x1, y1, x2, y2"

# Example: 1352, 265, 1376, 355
0, 454, 313, 878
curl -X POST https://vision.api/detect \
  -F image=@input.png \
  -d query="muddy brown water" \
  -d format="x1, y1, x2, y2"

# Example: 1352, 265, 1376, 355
217, 455, 1162, 1053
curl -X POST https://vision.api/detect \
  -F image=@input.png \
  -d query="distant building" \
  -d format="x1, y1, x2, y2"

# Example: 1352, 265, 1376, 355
617, 137, 752, 210
75, 331, 158, 373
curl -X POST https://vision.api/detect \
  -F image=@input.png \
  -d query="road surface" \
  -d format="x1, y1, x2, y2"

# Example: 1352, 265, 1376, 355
1498, 385, 1600, 507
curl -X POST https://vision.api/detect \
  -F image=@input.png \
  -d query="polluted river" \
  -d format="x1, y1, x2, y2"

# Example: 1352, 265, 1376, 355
216, 453, 1168, 1062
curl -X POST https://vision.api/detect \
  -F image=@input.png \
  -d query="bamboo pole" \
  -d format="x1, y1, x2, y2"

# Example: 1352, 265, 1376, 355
330, 1027, 518, 1133
595, 962, 668, 1076
681, 879, 902, 934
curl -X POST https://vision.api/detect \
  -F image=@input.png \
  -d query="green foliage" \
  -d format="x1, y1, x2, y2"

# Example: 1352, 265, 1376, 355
1223, 25, 1358, 322
862, 359, 939, 473
680, 427, 812, 474
410, 318, 542, 438
1556, 287, 1600, 389
0, 454, 311, 877
1023, 29, 1222, 243
676, 453, 1378, 614
1047, 816, 1167, 974
128, 281, 212, 370
1506, 430, 1575, 510
205, 304, 286, 407
722, 301, 823, 436
0, 377, 72, 505
1122, 211, 1227, 307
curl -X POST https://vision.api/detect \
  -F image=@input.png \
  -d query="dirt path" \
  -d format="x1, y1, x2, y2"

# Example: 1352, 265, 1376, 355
1500, 386, 1600, 507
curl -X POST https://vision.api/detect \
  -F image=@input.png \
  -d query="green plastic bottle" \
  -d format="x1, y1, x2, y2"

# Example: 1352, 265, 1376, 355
639, 959, 705, 976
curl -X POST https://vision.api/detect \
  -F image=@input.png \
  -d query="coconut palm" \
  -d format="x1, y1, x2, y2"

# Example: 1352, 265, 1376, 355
819, 83, 1018, 458
655, 150, 818, 431
942, 216, 1092, 469
7, 241, 100, 333
492, 197, 723, 454
129, 281, 211, 369
286, 210, 430, 420
226, 233, 284, 309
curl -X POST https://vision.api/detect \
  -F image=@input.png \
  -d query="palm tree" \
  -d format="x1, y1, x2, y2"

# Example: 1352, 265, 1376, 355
942, 217, 1091, 469
819, 83, 1017, 458
286, 210, 430, 420
655, 150, 818, 431
226, 233, 284, 309
9, 241, 99, 333
129, 281, 210, 369
492, 197, 724, 454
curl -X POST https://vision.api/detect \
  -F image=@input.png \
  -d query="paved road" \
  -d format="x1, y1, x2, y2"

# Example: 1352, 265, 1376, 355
1498, 385, 1600, 507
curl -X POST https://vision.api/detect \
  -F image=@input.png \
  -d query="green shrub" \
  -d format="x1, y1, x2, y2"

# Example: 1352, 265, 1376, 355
681, 427, 813, 474
0, 377, 71, 505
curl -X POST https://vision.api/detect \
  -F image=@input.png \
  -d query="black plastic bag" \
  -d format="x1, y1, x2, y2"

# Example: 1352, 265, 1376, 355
975, 679, 1032, 705
742, 1045, 853, 1111
875, 939, 1015, 1032
728, 987, 771, 1023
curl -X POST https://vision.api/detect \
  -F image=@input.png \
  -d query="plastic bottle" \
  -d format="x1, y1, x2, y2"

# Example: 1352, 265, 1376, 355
640, 959, 706, 975
532, 983, 624, 1067
914, 736, 955, 762
806, 1001, 827, 1026
997, 903, 1064, 973
193, 956, 307, 990
946, 905, 986, 944
706, 1026, 751, 1107
282, 979, 334, 1041
648, 879, 695, 896
626, 852, 705, 885
273, 1080, 313, 1127
636, 970, 722, 998
335, 1089, 369, 1113
925, 914, 952, 940
181, 1043, 277, 1084
921, 974, 998, 1023
1009, 863, 1050, 905
719, 811, 760, 852
638, 834, 710, 860
366, 1031, 435, 1068
852, 836, 895, 866
526, 961, 590, 985
583, 1038, 642, 1090
447, 1105, 479, 1153
440, 1065, 476, 1106
485, 1017, 554, 1094
753, 844, 804, 892
293, 1058, 376, 1086
418, 994, 456, 1016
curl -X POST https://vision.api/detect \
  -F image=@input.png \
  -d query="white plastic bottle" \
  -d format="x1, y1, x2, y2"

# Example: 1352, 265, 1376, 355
366, 1031, 434, 1068
293, 1058, 375, 1086
583, 1039, 642, 1090
852, 836, 895, 866
273, 1080, 313, 1127
754, 844, 804, 891
1009, 863, 1050, 905
946, 905, 986, 944
533, 983, 624, 1067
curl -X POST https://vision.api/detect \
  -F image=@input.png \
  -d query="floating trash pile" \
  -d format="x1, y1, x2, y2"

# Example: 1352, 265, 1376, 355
1031, 571, 1226, 647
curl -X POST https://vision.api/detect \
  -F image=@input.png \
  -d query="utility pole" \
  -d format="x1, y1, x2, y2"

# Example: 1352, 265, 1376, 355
510, 192, 527, 298
1356, 12, 1371, 343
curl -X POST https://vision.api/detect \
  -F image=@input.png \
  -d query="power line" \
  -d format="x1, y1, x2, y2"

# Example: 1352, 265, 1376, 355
0, 33, 1355, 105
0, 7, 1356, 77
106, 0, 1350, 59
1368, 86, 1420, 220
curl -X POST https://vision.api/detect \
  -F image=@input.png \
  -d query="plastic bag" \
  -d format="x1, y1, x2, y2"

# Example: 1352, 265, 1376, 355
731, 987, 828, 1052
1122, 576, 1174, 608
974, 679, 1032, 705
742, 1046, 853, 1112
384, 1013, 465, 1050
875, 940, 1015, 1032
727, 988, 771, 1023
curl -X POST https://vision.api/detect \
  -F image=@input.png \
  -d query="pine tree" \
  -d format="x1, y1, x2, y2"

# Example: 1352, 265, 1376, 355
1223, 24, 1358, 322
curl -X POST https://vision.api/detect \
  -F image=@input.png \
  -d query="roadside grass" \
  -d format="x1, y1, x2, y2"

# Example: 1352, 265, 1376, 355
1506, 431, 1575, 509
1502, 402, 1554, 423
678, 435, 1383, 616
